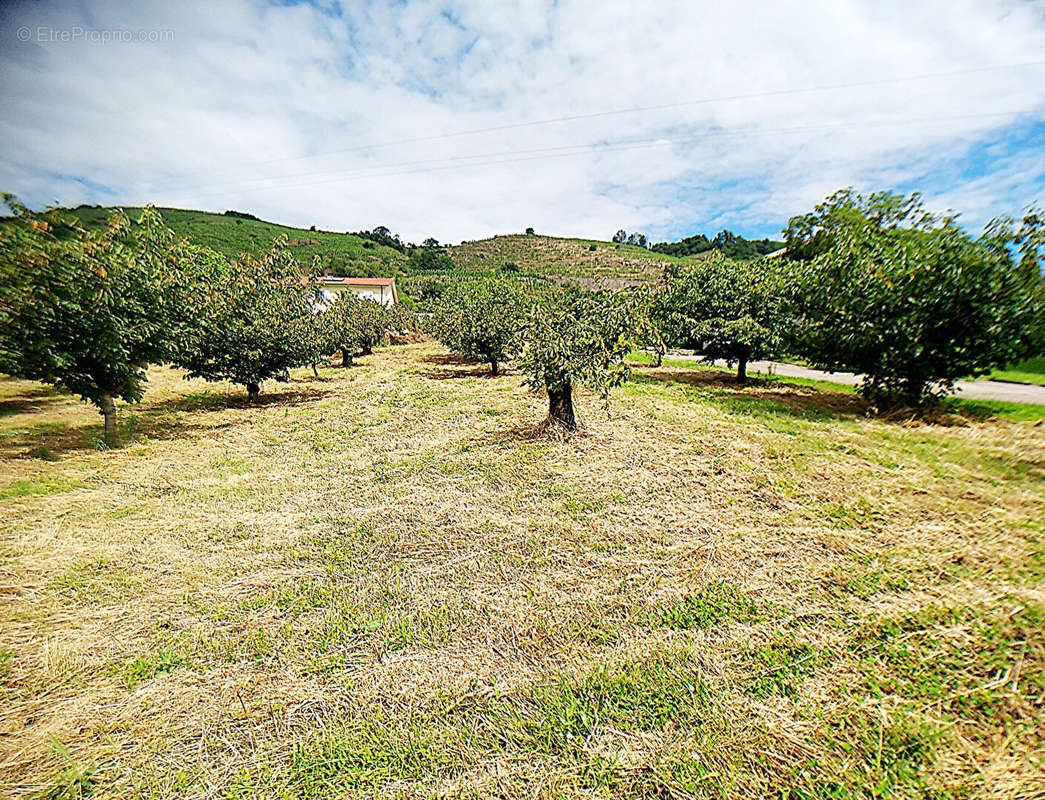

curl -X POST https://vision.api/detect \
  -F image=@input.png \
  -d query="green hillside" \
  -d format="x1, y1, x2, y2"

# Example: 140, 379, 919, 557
449, 233, 688, 282
67, 205, 408, 277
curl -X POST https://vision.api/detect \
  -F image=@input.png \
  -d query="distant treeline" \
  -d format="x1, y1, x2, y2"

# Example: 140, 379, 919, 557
351, 226, 408, 253
651, 230, 784, 260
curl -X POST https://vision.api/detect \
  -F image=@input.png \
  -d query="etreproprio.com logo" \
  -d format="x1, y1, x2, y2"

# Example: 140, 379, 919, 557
16, 26, 175, 44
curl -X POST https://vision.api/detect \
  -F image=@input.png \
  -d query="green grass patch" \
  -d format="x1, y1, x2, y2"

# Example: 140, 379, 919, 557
646, 581, 760, 630
0, 475, 83, 499
989, 356, 1045, 386
118, 649, 184, 689
739, 635, 821, 698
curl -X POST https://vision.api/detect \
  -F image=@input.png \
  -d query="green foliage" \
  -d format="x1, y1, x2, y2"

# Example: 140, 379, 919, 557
407, 245, 454, 272
656, 253, 788, 379
651, 230, 784, 260
349, 225, 406, 253
432, 278, 527, 373
171, 237, 315, 399
319, 293, 391, 364
785, 189, 1045, 408
518, 287, 643, 429
0, 199, 196, 442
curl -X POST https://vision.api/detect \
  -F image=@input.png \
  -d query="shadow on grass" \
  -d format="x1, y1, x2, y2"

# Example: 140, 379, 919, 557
421, 354, 502, 380
157, 385, 334, 414
630, 366, 867, 423
0, 385, 68, 417
0, 384, 334, 459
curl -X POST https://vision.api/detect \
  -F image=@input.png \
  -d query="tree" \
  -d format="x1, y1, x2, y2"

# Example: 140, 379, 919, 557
518, 288, 642, 432
785, 189, 1044, 408
321, 293, 390, 365
0, 200, 192, 445
612, 229, 628, 244
626, 232, 648, 248
658, 253, 787, 381
525, 227, 535, 235
433, 279, 527, 374
353, 296, 389, 355
408, 246, 454, 272
172, 237, 315, 402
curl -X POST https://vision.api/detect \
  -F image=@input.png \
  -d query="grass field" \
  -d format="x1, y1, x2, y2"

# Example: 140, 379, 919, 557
1, 344, 1043, 799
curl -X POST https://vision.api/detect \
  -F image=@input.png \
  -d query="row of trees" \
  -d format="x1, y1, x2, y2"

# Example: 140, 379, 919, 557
429, 190, 1043, 425
0, 200, 410, 443
2, 189, 1042, 441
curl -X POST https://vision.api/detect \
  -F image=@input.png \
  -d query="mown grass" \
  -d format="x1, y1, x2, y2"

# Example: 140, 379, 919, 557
0, 343, 1042, 799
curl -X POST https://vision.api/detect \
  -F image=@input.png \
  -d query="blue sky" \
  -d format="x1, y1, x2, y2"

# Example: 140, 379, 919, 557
1, 0, 1043, 243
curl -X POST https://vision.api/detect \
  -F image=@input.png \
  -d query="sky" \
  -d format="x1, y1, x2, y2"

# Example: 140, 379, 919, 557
1, 0, 1043, 244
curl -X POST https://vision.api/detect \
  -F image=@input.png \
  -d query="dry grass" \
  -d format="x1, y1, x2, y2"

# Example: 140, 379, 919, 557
1, 343, 1043, 799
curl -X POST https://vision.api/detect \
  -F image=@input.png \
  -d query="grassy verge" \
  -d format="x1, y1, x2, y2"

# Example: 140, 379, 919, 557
989, 356, 1045, 386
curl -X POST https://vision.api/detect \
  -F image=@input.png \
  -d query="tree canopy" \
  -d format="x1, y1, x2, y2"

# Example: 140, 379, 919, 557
518, 287, 642, 431
432, 278, 527, 374
784, 189, 1044, 408
171, 237, 315, 402
0, 200, 194, 443
656, 253, 788, 380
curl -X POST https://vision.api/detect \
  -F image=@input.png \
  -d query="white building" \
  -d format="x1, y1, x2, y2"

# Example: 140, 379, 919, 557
307, 276, 398, 309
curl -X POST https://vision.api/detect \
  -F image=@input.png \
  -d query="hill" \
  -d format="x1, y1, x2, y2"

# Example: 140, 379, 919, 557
67, 205, 408, 277
448, 233, 687, 282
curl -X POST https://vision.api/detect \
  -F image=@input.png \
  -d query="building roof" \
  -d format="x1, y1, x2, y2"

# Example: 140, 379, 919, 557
305, 276, 396, 287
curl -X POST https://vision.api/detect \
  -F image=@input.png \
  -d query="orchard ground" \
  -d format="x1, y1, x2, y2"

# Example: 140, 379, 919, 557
1, 342, 1043, 799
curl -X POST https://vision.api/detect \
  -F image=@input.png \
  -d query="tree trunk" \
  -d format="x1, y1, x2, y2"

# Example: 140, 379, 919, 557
654, 349, 663, 368
546, 380, 577, 431
736, 345, 750, 383
341, 348, 353, 367
490, 359, 499, 376
99, 394, 117, 446
312, 363, 319, 378
361, 341, 373, 355
247, 382, 260, 403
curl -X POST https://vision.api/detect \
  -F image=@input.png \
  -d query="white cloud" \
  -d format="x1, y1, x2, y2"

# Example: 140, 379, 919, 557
1, 0, 1043, 243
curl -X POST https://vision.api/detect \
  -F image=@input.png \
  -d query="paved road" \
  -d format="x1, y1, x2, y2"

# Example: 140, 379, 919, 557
667, 354, 1045, 405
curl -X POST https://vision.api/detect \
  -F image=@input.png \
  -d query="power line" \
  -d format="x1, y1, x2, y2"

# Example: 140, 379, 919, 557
150, 60, 1045, 190
177, 108, 1038, 199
